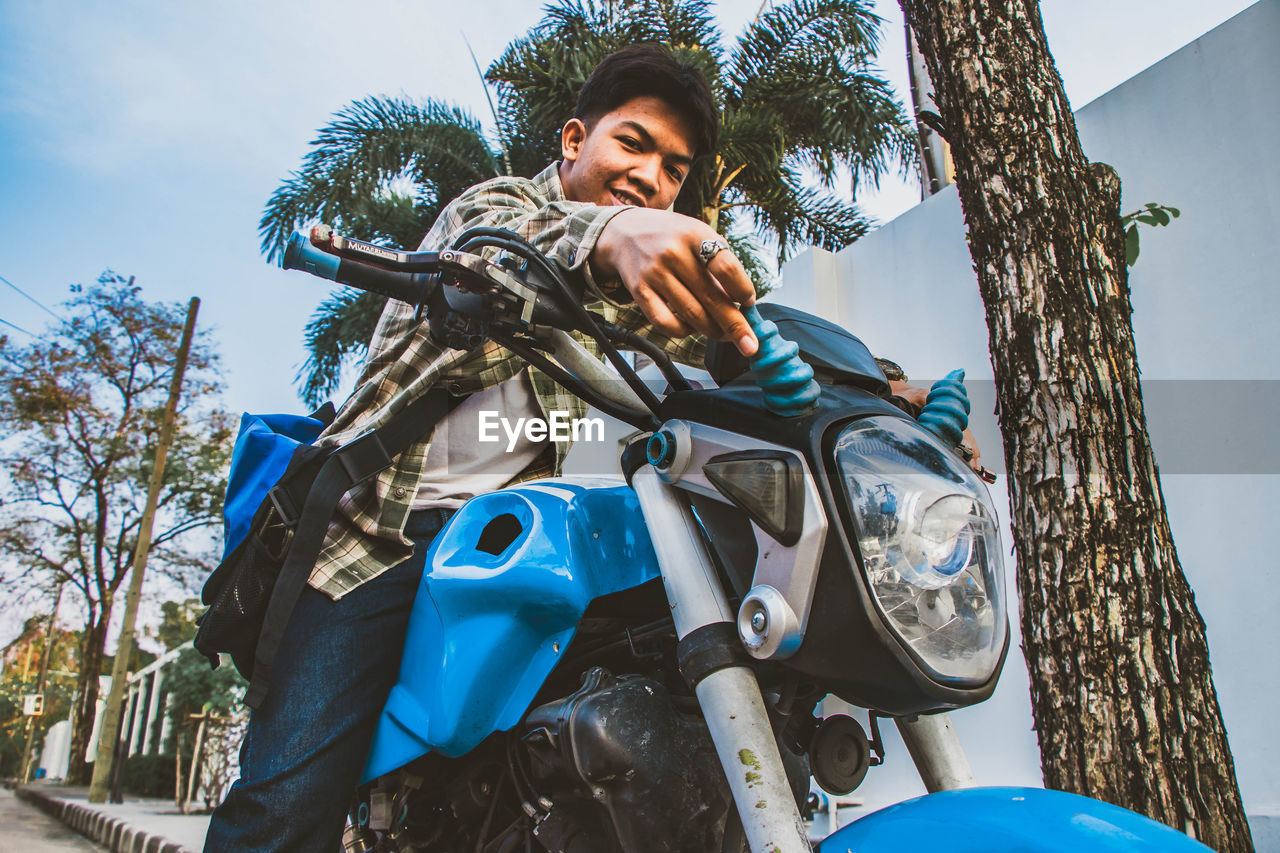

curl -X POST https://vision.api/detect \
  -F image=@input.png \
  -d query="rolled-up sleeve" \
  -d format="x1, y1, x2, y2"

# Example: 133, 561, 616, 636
423, 169, 634, 307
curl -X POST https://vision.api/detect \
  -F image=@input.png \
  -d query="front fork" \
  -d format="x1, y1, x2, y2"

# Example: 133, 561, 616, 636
633, 467, 979, 852
896, 713, 976, 792
633, 467, 811, 853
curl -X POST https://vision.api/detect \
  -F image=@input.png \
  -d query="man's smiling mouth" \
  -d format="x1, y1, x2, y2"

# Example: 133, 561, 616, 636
610, 188, 644, 206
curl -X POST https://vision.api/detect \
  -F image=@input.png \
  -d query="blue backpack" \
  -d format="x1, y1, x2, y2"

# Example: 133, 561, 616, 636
195, 391, 452, 707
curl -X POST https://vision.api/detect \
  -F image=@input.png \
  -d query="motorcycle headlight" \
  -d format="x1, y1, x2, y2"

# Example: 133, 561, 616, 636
833, 416, 1006, 683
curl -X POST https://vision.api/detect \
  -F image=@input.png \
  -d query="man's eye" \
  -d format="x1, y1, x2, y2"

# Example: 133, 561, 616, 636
666, 166, 685, 182
619, 136, 640, 151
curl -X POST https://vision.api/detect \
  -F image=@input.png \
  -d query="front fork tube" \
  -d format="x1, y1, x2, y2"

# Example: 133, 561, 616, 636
896, 712, 977, 793
633, 468, 811, 853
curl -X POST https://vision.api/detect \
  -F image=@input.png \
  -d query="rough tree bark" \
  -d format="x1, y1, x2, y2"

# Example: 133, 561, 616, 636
896, 1, 1251, 848
68, 609, 110, 784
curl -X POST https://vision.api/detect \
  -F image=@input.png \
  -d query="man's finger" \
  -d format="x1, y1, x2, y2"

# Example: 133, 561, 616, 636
646, 271, 721, 339
629, 280, 692, 338
686, 268, 752, 356
698, 248, 758, 356
704, 245, 757, 307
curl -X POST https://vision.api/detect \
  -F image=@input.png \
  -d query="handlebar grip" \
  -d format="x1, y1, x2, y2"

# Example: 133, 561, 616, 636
282, 231, 436, 305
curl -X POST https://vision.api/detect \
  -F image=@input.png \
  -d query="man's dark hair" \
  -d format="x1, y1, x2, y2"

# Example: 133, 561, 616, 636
575, 45, 718, 159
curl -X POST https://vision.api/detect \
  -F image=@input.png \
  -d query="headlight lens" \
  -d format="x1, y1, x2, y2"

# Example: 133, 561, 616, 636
833, 416, 1006, 682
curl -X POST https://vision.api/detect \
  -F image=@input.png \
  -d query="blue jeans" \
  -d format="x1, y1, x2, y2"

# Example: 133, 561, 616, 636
204, 509, 450, 852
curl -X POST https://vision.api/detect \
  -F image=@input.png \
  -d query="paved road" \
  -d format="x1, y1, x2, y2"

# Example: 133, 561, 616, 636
0, 788, 105, 851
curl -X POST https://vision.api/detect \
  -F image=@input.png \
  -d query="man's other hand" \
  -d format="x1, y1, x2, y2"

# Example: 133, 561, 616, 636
890, 379, 994, 482
592, 208, 758, 356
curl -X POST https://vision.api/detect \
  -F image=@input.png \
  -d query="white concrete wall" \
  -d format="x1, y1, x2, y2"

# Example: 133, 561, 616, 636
773, 0, 1279, 832
37, 719, 71, 781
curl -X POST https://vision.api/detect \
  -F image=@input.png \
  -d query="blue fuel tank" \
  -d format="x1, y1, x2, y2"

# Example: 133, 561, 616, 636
361, 478, 661, 782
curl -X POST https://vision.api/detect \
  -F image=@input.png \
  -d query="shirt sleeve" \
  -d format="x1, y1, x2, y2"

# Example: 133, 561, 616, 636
425, 178, 630, 304
414, 174, 705, 370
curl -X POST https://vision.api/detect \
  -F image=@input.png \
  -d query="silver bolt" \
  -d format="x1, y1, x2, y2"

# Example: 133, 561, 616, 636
750, 609, 768, 633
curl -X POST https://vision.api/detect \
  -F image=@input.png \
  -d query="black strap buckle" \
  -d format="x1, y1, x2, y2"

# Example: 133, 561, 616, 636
268, 483, 302, 528
333, 429, 393, 483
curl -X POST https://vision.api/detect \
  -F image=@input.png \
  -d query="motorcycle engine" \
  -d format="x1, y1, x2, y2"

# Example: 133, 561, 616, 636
521, 667, 735, 853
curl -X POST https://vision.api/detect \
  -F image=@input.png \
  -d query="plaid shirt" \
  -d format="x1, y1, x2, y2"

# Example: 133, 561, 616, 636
310, 163, 706, 598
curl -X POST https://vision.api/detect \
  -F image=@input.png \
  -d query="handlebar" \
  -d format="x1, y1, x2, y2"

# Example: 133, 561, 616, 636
279, 225, 667, 430
282, 228, 438, 307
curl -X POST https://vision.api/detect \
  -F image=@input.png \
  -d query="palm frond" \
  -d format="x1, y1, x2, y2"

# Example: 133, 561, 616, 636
260, 97, 500, 262
727, 0, 881, 106
296, 289, 387, 406
723, 0, 910, 193
718, 108, 788, 177
731, 166, 873, 262
748, 69, 915, 189
725, 230, 775, 296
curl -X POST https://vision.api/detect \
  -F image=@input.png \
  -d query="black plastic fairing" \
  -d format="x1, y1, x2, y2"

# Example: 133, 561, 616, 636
704, 303, 890, 393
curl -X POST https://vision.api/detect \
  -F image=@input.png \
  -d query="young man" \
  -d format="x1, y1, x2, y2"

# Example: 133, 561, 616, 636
205, 45, 756, 851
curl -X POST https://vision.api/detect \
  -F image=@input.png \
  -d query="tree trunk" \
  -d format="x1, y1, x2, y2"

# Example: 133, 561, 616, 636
67, 608, 110, 785
896, 1, 1251, 849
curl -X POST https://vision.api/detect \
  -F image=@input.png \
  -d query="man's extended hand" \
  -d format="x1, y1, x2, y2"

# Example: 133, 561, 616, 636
592, 208, 758, 356
889, 380, 994, 482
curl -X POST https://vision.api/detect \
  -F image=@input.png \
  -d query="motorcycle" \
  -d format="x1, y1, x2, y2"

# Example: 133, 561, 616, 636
282, 226, 1208, 852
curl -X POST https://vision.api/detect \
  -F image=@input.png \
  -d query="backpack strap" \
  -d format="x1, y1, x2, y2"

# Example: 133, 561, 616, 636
244, 388, 453, 709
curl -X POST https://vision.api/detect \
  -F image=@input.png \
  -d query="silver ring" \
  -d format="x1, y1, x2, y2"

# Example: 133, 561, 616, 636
699, 239, 729, 266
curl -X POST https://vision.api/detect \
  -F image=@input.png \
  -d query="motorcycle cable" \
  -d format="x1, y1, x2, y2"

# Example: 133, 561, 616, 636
474, 771, 507, 852
488, 328, 661, 432
562, 614, 675, 665
455, 231, 687, 408
452, 227, 665, 413
504, 733, 546, 822
588, 314, 693, 393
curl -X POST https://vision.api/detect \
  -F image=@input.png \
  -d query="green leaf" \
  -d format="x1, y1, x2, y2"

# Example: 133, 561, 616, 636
1166, 206, 1181, 218
1125, 224, 1140, 266
1134, 214, 1161, 226
1149, 208, 1170, 226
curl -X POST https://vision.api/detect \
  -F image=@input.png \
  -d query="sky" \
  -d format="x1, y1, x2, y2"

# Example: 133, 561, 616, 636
0, 0, 1258, 641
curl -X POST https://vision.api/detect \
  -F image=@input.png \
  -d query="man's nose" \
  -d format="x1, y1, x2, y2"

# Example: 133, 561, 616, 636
628, 157, 661, 201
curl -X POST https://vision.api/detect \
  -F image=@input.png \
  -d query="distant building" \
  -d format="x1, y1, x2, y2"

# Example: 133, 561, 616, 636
35, 643, 186, 780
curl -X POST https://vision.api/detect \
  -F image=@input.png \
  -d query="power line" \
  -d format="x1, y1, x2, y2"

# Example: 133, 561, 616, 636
0, 314, 37, 337
0, 274, 66, 324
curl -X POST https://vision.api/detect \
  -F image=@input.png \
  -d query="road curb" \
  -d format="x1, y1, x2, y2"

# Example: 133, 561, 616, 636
16, 786, 195, 853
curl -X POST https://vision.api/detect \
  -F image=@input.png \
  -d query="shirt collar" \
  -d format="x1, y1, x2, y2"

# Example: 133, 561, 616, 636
531, 162, 567, 202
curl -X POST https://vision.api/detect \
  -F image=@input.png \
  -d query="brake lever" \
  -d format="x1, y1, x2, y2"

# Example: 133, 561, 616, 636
309, 224, 442, 272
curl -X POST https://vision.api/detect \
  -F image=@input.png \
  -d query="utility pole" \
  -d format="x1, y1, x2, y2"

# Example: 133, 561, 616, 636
181, 710, 227, 814
903, 21, 952, 198
89, 297, 199, 804
19, 581, 64, 783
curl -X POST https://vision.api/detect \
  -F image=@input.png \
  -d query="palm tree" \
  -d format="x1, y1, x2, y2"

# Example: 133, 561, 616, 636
261, 0, 914, 405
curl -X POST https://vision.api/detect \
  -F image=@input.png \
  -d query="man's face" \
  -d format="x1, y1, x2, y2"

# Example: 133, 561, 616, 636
559, 95, 696, 211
